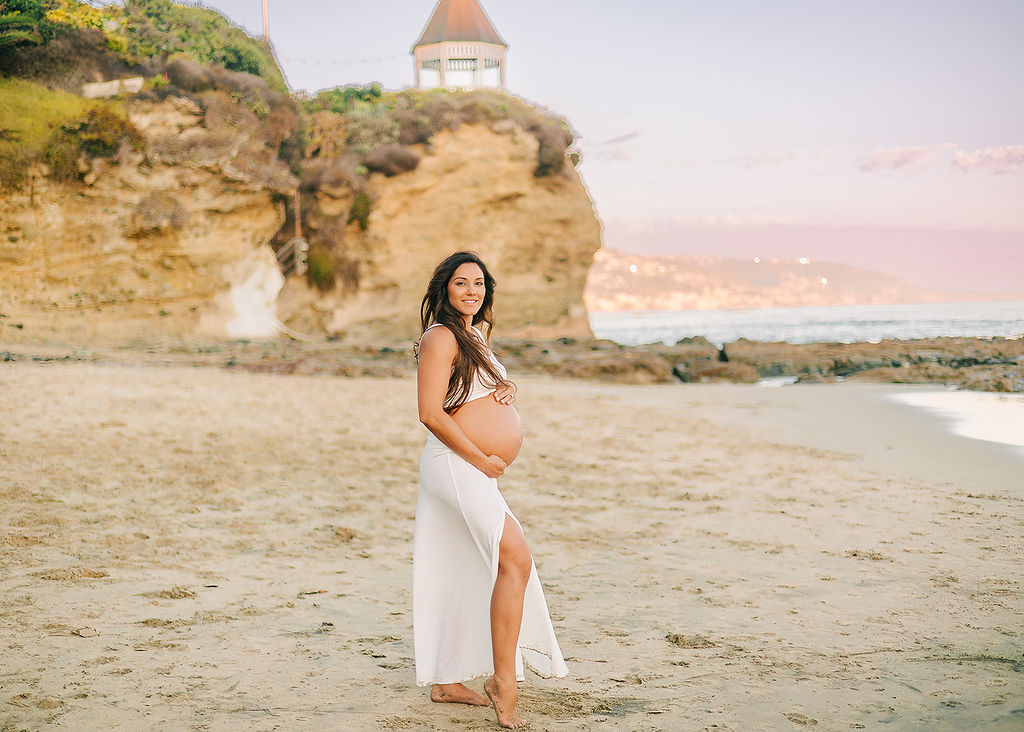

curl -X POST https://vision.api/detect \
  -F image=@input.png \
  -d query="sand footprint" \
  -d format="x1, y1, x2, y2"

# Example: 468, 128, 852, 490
784, 711, 818, 725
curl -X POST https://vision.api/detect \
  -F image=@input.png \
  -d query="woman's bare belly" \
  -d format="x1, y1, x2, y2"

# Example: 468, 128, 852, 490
452, 394, 523, 466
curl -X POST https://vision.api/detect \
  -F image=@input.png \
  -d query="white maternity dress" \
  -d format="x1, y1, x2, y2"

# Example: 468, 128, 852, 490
413, 325, 568, 686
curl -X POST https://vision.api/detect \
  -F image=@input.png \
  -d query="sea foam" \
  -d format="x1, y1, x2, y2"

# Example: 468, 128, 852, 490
888, 390, 1024, 458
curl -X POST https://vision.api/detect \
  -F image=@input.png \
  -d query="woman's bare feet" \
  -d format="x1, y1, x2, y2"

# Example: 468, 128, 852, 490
483, 674, 526, 728
429, 683, 491, 706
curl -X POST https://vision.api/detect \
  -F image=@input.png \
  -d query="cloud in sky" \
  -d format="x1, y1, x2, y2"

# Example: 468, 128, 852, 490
952, 146, 1024, 174
859, 143, 1024, 174
860, 143, 957, 172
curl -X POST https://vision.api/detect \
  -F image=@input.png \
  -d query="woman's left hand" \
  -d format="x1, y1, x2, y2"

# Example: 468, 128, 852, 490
493, 383, 517, 406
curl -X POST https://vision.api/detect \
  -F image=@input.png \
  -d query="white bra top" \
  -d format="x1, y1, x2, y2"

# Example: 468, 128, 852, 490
425, 322, 508, 403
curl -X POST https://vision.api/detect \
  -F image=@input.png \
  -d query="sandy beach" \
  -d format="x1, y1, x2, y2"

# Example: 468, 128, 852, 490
1, 361, 1022, 730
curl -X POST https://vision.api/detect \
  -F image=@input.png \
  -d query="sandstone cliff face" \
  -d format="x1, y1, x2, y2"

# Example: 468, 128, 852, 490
1, 105, 600, 344
0, 96, 294, 342
278, 122, 601, 341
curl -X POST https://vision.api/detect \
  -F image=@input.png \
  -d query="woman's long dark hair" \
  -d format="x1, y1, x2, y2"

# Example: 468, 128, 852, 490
417, 251, 510, 413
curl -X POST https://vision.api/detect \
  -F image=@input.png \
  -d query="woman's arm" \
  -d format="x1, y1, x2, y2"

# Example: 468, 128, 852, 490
417, 326, 506, 478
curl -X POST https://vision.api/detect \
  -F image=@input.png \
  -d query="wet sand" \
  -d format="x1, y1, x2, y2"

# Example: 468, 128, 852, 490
1, 362, 1021, 730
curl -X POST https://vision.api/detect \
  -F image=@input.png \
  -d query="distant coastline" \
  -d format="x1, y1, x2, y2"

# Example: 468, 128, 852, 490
585, 248, 1024, 313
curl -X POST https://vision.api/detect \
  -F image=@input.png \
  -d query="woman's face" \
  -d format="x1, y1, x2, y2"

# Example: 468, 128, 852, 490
447, 262, 485, 321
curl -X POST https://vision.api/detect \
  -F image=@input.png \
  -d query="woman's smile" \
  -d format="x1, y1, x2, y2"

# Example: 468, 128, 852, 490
447, 262, 486, 320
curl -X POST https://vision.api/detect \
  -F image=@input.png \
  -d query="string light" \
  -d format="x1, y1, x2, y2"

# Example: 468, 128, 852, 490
282, 52, 408, 66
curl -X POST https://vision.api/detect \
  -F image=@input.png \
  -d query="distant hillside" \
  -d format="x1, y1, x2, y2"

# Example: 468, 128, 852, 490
585, 248, 994, 312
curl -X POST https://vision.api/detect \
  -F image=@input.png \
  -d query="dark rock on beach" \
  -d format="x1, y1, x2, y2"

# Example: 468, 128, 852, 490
497, 335, 1023, 390
497, 337, 722, 384
720, 336, 1024, 392
4, 334, 1021, 392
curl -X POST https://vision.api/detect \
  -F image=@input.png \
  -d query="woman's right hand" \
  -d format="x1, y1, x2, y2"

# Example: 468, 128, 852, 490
478, 454, 507, 478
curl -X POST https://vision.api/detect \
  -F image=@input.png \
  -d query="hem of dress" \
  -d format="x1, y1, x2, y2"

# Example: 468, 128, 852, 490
520, 645, 569, 679
416, 668, 519, 688
416, 653, 567, 687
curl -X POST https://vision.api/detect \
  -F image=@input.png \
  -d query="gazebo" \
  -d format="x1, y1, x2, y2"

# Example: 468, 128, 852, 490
412, 0, 508, 89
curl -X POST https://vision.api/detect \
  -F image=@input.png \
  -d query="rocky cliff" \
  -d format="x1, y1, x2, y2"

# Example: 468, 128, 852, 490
0, 92, 601, 345
278, 121, 600, 340
0, 92, 296, 343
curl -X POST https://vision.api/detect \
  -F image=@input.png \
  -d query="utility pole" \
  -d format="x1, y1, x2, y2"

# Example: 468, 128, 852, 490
262, 0, 269, 41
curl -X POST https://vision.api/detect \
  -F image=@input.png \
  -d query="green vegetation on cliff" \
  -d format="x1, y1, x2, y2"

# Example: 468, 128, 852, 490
0, 1, 301, 189
0, 75, 92, 186
304, 85, 574, 178
0, 0, 284, 91
111, 0, 286, 91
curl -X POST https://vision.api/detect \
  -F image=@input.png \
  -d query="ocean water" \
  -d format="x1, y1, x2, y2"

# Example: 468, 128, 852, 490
589, 300, 1024, 457
589, 300, 1024, 347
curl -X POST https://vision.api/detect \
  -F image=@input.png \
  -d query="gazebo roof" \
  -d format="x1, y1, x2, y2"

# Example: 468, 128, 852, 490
413, 0, 508, 48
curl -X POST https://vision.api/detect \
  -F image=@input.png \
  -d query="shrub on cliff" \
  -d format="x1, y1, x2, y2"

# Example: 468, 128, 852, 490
363, 143, 420, 177
343, 104, 400, 155
302, 83, 383, 115
0, 19, 148, 92
42, 104, 143, 180
530, 117, 574, 177
394, 108, 433, 146
0, 1, 144, 89
300, 157, 363, 192
129, 191, 189, 235
304, 86, 575, 178
1, 0, 285, 93
348, 190, 371, 230
306, 109, 347, 159
115, 0, 286, 91
70, 105, 144, 156
406, 90, 461, 134
0, 76, 91, 188
0, 2, 44, 53
306, 244, 335, 292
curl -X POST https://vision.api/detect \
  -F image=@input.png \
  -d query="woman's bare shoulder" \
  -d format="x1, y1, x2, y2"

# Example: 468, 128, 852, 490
419, 323, 458, 353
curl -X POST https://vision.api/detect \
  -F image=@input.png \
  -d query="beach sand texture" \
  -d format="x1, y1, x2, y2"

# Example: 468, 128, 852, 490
1, 363, 1021, 730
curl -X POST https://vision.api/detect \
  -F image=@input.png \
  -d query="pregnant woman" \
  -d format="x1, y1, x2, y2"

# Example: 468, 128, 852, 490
414, 251, 567, 729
